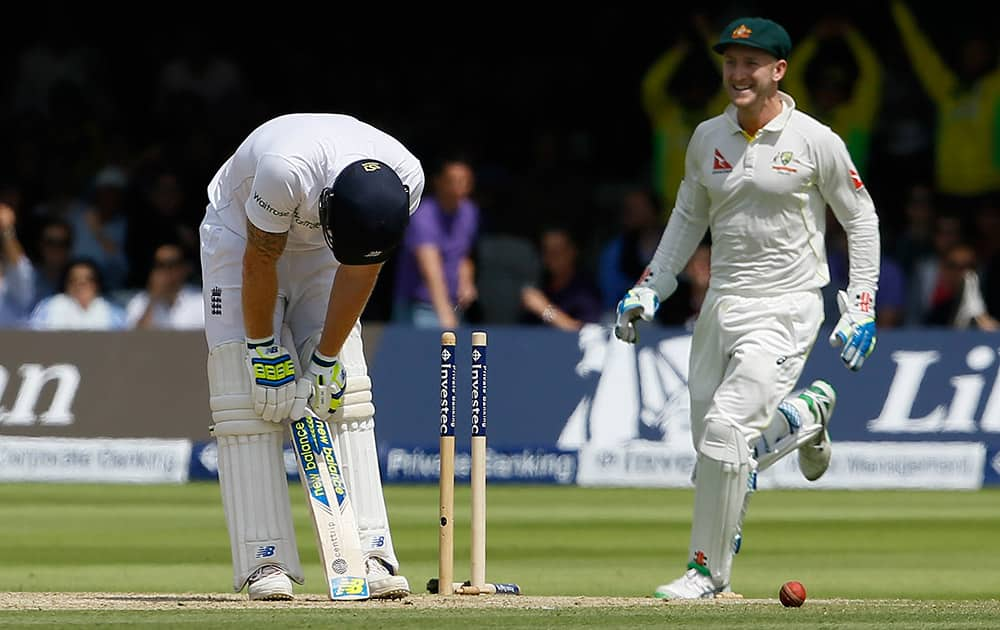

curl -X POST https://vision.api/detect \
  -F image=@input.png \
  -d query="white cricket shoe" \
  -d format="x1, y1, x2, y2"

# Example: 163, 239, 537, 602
247, 565, 293, 601
366, 557, 410, 600
653, 566, 724, 600
797, 380, 836, 482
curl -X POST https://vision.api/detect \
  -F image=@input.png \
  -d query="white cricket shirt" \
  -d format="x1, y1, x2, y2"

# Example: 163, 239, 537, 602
645, 92, 879, 297
207, 114, 425, 251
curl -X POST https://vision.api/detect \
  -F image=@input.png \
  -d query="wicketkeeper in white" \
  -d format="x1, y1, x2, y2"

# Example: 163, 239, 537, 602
200, 113, 425, 600
614, 18, 879, 599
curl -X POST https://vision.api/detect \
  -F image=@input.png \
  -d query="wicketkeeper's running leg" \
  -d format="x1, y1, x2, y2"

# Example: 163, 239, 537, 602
754, 380, 836, 480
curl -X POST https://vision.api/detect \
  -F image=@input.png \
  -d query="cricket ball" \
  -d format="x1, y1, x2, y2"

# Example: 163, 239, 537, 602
779, 580, 806, 607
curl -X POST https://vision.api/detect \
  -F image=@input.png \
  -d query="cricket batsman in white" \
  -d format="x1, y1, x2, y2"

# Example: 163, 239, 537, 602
200, 113, 424, 600
614, 17, 879, 599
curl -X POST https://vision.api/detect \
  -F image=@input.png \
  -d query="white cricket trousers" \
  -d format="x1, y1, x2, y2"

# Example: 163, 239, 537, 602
199, 207, 365, 366
688, 288, 824, 448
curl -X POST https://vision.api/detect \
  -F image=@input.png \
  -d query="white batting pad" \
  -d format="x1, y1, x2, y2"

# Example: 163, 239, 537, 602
334, 375, 376, 421
689, 418, 756, 589
208, 341, 254, 424
330, 392, 398, 571
215, 422, 304, 591
210, 340, 302, 590
755, 399, 823, 472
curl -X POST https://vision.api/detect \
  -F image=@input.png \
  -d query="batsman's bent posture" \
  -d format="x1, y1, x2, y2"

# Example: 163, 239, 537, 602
615, 18, 879, 599
200, 114, 425, 600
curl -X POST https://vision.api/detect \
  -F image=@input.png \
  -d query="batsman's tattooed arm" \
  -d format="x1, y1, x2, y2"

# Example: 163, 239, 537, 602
242, 218, 288, 340
245, 218, 288, 262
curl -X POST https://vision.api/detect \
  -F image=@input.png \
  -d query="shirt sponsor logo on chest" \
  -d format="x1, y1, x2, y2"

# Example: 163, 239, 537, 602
712, 149, 734, 174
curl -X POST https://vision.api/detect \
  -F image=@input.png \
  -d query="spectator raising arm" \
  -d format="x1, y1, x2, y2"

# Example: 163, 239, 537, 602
0, 202, 36, 324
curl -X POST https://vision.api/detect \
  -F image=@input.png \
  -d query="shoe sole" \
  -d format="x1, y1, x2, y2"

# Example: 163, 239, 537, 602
369, 588, 410, 600
800, 434, 831, 481
369, 574, 410, 600
250, 592, 293, 601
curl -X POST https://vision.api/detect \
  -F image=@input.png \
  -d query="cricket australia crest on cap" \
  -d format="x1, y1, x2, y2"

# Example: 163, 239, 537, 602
713, 17, 792, 59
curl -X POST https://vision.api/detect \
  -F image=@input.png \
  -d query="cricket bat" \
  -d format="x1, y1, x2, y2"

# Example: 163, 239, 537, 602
290, 412, 369, 600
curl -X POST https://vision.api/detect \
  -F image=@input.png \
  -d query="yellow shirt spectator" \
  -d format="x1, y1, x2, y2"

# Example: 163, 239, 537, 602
643, 37, 729, 215
892, 0, 1000, 197
783, 20, 882, 177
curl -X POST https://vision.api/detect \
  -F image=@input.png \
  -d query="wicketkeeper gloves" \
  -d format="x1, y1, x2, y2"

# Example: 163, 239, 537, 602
829, 288, 877, 371
614, 287, 660, 344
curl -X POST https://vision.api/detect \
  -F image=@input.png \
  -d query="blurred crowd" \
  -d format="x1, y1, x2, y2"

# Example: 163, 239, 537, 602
0, 4, 997, 333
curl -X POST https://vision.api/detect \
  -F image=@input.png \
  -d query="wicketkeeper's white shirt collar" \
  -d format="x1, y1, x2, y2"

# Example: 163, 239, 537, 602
724, 91, 797, 136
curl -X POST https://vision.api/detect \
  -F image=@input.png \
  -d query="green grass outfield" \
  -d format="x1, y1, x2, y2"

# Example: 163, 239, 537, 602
1, 483, 998, 628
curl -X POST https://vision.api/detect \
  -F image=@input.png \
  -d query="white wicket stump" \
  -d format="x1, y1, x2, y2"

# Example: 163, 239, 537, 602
290, 413, 369, 601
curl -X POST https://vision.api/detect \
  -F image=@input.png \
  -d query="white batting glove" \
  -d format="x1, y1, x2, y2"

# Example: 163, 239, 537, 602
829, 288, 877, 371
245, 337, 297, 422
290, 351, 347, 421
614, 287, 660, 344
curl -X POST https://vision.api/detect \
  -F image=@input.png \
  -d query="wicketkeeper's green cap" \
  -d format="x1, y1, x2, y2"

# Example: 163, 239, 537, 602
713, 17, 792, 60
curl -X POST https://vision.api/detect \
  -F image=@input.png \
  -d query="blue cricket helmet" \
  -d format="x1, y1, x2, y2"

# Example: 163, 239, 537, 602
318, 159, 410, 265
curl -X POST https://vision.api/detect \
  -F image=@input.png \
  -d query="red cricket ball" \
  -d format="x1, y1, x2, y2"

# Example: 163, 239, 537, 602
779, 580, 807, 607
